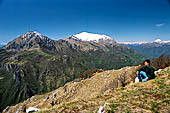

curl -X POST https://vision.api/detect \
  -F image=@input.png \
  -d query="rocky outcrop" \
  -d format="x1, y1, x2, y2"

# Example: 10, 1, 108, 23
26, 107, 40, 113
13, 71, 21, 84
3, 63, 20, 72
15, 105, 26, 113
1, 63, 23, 85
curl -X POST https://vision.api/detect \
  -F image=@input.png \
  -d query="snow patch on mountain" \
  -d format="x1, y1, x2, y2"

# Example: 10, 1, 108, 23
21, 31, 44, 40
71, 32, 113, 42
118, 41, 148, 45
154, 39, 162, 42
153, 39, 170, 43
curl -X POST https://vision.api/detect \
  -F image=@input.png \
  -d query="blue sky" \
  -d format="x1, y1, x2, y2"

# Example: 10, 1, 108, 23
0, 0, 170, 44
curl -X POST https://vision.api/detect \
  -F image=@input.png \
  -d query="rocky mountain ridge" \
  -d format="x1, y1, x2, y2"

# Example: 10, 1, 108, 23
3, 31, 118, 53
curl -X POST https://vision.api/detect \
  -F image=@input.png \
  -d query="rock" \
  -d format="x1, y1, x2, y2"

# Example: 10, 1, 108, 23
45, 96, 49, 100
97, 102, 110, 113
50, 100, 55, 106
15, 105, 26, 113
13, 71, 22, 85
52, 93, 56, 98
2, 106, 10, 112
135, 77, 139, 83
98, 106, 105, 113
3, 63, 20, 72
56, 98, 62, 104
163, 67, 169, 71
154, 69, 162, 74
26, 107, 40, 113
24, 100, 29, 105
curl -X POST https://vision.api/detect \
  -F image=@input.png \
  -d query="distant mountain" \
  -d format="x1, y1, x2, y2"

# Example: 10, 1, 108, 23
119, 39, 170, 45
0, 31, 146, 111
119, 39, 170, 58
0, 44, 5, 48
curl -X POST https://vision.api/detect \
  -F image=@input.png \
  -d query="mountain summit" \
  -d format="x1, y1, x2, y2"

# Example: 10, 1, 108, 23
21, 31, 44, 39
4, 31, 56, 51
70, 32, 114, 42
153, 38, 170, 43
154, 39, 162, 43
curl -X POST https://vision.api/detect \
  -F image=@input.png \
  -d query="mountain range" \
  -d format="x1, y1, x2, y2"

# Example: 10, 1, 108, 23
119, 39, 170, 45
119, 39, 170, 58
0, 31, 145, 112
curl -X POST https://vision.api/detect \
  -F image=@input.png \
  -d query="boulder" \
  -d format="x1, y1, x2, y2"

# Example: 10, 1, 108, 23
26, 107, 40, 113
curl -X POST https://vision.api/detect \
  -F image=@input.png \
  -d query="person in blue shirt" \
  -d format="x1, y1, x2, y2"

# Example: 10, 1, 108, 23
136, 59, 155, 82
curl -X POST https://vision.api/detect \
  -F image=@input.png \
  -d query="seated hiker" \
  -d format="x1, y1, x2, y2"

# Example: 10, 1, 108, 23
136, 59, 155, 82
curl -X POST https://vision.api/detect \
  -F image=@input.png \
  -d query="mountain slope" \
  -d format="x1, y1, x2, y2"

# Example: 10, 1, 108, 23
0, 31, 146, 111
120, 39, 170, 58
3, 66, 170, 113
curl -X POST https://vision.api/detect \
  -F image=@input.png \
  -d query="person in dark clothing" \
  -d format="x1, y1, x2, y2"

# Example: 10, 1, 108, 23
136, 59, 155, 82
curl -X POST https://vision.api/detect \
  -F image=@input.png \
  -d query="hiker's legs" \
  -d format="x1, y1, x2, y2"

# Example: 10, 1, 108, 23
138, 73, 142, 82
138, 71, 148, 82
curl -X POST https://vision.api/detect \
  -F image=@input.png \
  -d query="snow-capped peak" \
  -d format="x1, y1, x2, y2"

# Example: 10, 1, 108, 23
71, 32, 113, 42
21, 31, 45, 40
153, 39, 170, 43
24, 31, 42, 37
154, 39, 162, 42
118, 41, 148, 45
119, 39, 170, 45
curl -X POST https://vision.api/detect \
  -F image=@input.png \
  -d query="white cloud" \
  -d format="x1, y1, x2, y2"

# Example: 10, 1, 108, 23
155, 23, 165, 27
